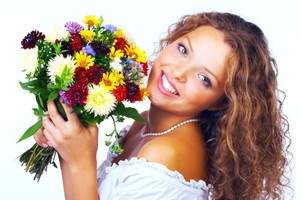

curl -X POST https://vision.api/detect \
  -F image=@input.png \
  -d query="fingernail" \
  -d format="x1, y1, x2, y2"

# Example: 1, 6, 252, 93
42, 143, 48, 148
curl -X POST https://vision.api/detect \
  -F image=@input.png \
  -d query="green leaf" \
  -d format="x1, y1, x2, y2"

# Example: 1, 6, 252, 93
17, 119, 42, 143
114, 103, 145, 123
123, 107, 145, 123
48, 91, 58, 101
32, 107, 44, 117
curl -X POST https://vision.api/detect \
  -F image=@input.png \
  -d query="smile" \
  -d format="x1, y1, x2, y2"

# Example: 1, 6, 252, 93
157, 71, 179, 97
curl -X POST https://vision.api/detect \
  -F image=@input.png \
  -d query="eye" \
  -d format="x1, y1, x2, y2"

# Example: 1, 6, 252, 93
197, 73, 212, 88
177, 43, 188, 56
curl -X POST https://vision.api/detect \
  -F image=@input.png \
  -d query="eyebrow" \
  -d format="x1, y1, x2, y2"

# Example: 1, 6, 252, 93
203, 66, 220, 86
184, 36, 194, 53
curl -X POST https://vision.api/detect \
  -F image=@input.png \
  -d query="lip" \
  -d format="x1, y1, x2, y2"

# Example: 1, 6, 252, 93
157, 70, 180, 97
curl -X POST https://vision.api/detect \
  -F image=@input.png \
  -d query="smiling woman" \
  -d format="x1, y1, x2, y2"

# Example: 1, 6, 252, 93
33, 11, 290, 200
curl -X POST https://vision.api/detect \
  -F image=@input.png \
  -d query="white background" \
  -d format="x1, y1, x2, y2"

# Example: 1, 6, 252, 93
0, 0, 300, 199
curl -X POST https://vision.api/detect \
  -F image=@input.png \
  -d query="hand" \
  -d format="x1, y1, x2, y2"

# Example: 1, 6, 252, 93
42, 100, 99, 170
33, 127, 48, 148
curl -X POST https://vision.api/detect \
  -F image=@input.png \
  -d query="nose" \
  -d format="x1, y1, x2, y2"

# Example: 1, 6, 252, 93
171, 66, 187, 83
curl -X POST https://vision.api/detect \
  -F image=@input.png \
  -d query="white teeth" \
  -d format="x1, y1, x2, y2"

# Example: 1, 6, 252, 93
162, 74, 178, 95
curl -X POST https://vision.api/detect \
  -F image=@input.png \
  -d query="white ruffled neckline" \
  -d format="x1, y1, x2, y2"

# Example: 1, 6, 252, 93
105, 156, 209, 191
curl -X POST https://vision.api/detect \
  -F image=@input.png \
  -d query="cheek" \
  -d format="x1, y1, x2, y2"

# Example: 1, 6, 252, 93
184, 83, 213, 110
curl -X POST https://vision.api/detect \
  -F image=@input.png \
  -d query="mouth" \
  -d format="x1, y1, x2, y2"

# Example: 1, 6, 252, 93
157, 70, 180, 97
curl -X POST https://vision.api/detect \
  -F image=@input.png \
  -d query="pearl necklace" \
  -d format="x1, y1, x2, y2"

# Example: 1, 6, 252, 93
140, 118, 200, 138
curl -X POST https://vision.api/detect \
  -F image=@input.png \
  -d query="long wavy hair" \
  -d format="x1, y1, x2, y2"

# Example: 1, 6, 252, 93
157, 12, 290, 199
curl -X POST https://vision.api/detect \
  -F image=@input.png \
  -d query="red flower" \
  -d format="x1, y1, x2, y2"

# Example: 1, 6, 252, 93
60, 81, 88, 107
141, 62, 148, 76
115, 37, 128, 51
126, 83, 143, 103
87, 65, 106, 84
71, 34, 82, 52
75, 67, 89, 84
75, 65, 106, 85
113, 85, 127, 102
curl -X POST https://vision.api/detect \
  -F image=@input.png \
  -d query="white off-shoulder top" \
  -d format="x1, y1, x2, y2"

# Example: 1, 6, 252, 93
97, 125, 212, 200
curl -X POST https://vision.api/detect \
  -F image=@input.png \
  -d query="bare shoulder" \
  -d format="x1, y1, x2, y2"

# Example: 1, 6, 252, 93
137, 128, 208, 181
137, 136, 179, 171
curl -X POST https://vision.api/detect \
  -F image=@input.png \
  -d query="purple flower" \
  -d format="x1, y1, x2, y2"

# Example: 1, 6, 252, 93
104, 24, 117, 32
64, 21, 84, 34
59, 90, 71, 105
82, 44, 96, 56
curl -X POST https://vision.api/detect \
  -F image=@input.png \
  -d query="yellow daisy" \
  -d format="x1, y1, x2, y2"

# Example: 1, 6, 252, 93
115, 28, 125, 38
85, 84, 117, 116
109, 46, 124, 60
75, 51, 95, 69
99, 70, 125, 91
83, 15, 102, 27
125, 45, 147, 63
79, 29, 95, 42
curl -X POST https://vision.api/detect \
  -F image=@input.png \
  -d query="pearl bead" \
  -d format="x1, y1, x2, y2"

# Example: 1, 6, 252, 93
140, 119, 200, 138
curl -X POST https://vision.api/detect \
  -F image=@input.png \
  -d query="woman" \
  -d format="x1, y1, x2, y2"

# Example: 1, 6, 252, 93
34, 12, 289, 199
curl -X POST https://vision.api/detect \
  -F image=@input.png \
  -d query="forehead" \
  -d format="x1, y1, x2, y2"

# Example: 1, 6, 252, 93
181, 26, 232, 84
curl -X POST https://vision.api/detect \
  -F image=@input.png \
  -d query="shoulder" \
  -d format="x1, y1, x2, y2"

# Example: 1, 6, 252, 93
137, 136, 179, 171
137, 127, 208, 181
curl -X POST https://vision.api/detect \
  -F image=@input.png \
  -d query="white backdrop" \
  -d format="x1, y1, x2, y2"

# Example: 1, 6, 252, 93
0, 0, 299, 199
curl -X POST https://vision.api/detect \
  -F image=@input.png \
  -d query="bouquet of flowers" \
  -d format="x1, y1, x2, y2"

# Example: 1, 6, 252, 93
18, 15, 149, 181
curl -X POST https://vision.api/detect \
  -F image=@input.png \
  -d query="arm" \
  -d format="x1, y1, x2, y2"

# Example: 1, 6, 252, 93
41, 101, 99, 200
59, 156, 73, 200
67, 163, 98, 200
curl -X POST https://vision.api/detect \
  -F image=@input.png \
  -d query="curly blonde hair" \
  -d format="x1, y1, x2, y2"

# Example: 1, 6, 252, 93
158, 12, 290, 199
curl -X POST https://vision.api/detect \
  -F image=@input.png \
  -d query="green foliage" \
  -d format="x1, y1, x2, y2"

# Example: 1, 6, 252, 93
94, 55, 111, 70
17, 119, 42, 143
94, 26, 115, 47
113, 103, 145, 123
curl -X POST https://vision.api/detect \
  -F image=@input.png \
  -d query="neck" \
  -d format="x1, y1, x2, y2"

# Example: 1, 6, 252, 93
146, 103, 197, 133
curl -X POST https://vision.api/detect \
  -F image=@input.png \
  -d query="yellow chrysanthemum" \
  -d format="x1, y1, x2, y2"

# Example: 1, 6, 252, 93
115, 28, 125, 38
83, 15, 102, 27
109, 47, 124, 60
75, 51, 95, 69
125, 45, 147, 63
79, 29, 95, 42
85, 84, 117, 116
99, 70, 125, 91
140, 87, 150, 99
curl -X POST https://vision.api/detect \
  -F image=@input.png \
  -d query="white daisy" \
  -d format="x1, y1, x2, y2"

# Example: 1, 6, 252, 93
48, 55, 76, 83
21, 47, 38, 76
111, 57, 123, 71
45, 26, 70, 43
85, 84, 117, 116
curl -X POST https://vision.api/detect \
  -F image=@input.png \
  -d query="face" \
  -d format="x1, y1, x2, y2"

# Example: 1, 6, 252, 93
147, 25, 231, 117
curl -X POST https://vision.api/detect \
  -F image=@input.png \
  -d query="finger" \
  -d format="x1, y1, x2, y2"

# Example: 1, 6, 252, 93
43, 129, 56, 148
47, 101, 65, 127
34, 128, 47, 147
88, 125, 98, 136
60, 99, 80, 125
42, 116, 62, 142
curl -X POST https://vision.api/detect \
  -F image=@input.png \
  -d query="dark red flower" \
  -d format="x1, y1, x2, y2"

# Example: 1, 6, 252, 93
115, 37, 128, 51
71, 34, 83, 52
141, 62, 148, 76
113, 85, 127, 102
75, 67, 90, 84
59, 81, 88, 107
87, 65, 106, 84
126, 82, 142, 102
21, 30, 45, 49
